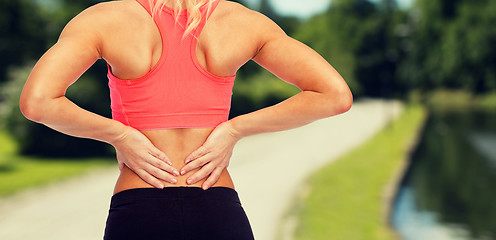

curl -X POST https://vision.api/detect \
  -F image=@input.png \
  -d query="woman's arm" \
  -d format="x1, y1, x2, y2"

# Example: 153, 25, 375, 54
19, 5, 179, 188
231, 26, 353, 136
181, 12, 353, 189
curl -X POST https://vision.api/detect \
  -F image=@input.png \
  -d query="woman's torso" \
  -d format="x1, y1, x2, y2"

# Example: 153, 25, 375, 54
97, 0, 260, 194
113, 128, 235, 194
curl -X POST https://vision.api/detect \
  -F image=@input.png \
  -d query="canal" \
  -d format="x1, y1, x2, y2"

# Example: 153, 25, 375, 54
392, 109, 496, 240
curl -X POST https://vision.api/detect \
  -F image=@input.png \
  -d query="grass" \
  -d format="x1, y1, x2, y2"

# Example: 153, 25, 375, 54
0, 130, 114, 197
293, 105, 426, 240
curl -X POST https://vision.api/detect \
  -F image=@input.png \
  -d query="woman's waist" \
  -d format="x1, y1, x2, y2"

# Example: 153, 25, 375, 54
113, 128, 228, 195
113, 165, 235, 195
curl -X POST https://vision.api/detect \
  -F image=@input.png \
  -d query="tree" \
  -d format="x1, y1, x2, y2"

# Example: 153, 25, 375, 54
0, 0, 49, 83
402, 0, 496, 93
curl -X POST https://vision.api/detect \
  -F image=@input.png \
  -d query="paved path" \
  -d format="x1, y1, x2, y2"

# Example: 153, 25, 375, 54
0, 99, 402, 240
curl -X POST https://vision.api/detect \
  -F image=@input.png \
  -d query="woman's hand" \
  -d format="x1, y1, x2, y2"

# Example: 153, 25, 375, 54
180, 121, 242, 190
111, 126, 180, 189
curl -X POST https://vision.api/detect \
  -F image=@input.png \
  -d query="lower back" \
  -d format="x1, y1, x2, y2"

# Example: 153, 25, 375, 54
113, 128, 235, 194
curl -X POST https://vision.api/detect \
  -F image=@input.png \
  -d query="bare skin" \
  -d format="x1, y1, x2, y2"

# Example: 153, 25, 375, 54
20, 0, 353, 194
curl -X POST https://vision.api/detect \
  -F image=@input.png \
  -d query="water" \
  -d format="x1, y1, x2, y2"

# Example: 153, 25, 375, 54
392, 110, 496, 240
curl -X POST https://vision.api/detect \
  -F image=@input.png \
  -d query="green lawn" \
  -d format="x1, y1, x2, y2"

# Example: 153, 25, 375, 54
294, 105, 426, 240
0, 130, 114, 197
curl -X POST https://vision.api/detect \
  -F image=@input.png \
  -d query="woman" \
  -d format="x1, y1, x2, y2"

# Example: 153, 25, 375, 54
20, 0, 352, 239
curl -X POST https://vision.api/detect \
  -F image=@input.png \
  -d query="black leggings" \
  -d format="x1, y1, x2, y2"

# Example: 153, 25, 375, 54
103, 187, 254, 240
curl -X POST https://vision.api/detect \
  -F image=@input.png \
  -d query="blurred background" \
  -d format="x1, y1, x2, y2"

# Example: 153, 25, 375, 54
0, 0, 495, 239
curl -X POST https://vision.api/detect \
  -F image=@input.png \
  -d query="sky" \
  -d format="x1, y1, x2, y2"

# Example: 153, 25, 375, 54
244, 0, 414, 18
36, 0, 414, 19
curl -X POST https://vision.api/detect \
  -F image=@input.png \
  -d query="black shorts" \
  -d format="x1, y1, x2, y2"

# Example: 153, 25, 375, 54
103, 187, 254, 240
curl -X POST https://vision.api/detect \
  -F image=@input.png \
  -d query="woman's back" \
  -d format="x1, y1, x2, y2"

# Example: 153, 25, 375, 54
87, 0, 264, 192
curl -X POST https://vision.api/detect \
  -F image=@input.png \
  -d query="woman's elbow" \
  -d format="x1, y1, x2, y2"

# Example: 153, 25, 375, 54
323, 86, 353, 117
19, 92, 45, 123
337, 87, 353, 114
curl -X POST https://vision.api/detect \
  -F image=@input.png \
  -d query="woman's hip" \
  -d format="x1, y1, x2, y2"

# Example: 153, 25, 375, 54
104, 187, 254, 240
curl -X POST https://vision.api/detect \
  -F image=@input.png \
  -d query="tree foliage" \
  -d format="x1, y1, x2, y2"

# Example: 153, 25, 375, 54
0, 0, 49, 83
404, 0, 496, 92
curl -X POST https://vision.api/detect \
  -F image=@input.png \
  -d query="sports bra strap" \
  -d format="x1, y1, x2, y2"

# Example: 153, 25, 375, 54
207, 0, 220, 19
135, 0, 153, 15
194, 0, 220, 37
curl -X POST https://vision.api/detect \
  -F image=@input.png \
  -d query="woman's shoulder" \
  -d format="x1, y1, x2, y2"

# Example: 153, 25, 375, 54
58, 0, 156, 51
81, 0, 143, 15
214, 0, 287, 47
218, 1, 288, 57
216, 1, 284, 32
62, 1, 148, 35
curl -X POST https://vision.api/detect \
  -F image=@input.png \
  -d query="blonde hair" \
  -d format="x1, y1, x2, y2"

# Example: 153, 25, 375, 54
149, 0, 215, 38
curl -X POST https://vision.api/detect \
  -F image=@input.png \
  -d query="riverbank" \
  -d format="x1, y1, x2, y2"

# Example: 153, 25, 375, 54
291, 105, 426, 240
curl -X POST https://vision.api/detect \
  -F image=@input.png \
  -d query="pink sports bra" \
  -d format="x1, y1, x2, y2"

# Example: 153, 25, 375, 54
107, 0, 235, 130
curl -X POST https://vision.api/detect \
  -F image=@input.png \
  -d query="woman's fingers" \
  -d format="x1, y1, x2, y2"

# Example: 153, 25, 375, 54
135, 168, 165, 189
148, 156, 180, 177
150, 148, 172, 165
143, 160, 178, 184
180, 153, 213, 175
186, 162, 217, 185
185, 146, 208, 164
202, 167, 224, 190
